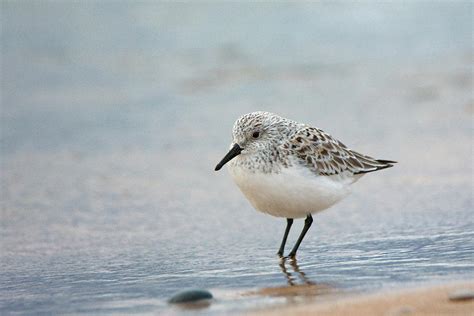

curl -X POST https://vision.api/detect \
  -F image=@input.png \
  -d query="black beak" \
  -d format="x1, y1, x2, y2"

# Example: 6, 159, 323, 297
215, 144, 242, 171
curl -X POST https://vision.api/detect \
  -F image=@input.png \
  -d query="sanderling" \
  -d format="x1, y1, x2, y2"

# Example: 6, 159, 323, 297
215, 111, 396, 259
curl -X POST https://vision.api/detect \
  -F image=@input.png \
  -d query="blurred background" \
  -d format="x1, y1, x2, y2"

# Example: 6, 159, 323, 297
1, 2, 472, 314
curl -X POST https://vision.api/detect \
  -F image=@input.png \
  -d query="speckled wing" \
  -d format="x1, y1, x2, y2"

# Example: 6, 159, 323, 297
281, 127, 395, 176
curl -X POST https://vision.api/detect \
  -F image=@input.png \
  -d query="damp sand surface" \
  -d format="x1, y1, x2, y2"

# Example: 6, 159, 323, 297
250, 281, 474, 316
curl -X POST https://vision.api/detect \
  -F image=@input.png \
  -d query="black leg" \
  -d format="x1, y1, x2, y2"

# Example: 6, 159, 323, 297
287, 214, 313, 258
277, 218, 293, 257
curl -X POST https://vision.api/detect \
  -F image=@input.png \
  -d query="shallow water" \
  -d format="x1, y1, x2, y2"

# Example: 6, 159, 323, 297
1, 2, 473, 315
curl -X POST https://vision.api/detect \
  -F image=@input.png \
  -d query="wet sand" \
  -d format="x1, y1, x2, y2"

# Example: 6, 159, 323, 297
251, 281, 474, 316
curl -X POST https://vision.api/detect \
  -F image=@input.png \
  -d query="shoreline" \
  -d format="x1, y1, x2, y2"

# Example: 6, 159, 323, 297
249, 281, 474, 315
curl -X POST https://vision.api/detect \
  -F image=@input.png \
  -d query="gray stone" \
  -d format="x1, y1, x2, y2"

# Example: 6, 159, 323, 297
448, 289, 474, 302
168, 289, 213, 304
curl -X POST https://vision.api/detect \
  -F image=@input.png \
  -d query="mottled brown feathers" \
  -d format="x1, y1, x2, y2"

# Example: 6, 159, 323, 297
282, 126, 396, 176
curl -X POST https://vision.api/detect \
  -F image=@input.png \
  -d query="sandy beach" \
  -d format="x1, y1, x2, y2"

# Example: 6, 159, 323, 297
251, 281, 474, 316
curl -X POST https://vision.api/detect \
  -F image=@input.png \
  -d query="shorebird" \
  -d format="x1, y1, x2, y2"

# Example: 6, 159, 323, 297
215, 111, 396, 258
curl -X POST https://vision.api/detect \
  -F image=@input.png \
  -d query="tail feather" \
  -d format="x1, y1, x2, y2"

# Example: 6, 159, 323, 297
353, 159, 397, 175
373, 159, 397, 172
376, 159, 397, 164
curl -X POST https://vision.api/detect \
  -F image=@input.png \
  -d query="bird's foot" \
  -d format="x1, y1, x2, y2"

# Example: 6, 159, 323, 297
282, 253, 297, 261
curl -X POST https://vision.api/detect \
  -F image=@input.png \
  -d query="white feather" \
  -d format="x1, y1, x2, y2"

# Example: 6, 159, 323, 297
228, 159, 361, 219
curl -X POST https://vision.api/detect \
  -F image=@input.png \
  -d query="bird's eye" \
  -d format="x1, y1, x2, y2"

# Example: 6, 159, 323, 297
252, 131, 260, 139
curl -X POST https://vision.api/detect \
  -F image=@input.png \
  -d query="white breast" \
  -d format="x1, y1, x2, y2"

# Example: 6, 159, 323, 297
228, 160, 357, 219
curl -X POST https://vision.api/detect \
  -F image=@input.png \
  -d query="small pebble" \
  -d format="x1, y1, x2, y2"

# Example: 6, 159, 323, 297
448, 289, 474, 302
168, 289, 213, 304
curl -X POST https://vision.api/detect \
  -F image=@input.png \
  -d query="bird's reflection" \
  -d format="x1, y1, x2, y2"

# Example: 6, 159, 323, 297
246, 258, 333, 300
279, 258, 315, 286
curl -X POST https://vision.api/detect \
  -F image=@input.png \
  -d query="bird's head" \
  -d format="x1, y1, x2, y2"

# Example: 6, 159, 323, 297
215, 111, 285, 171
